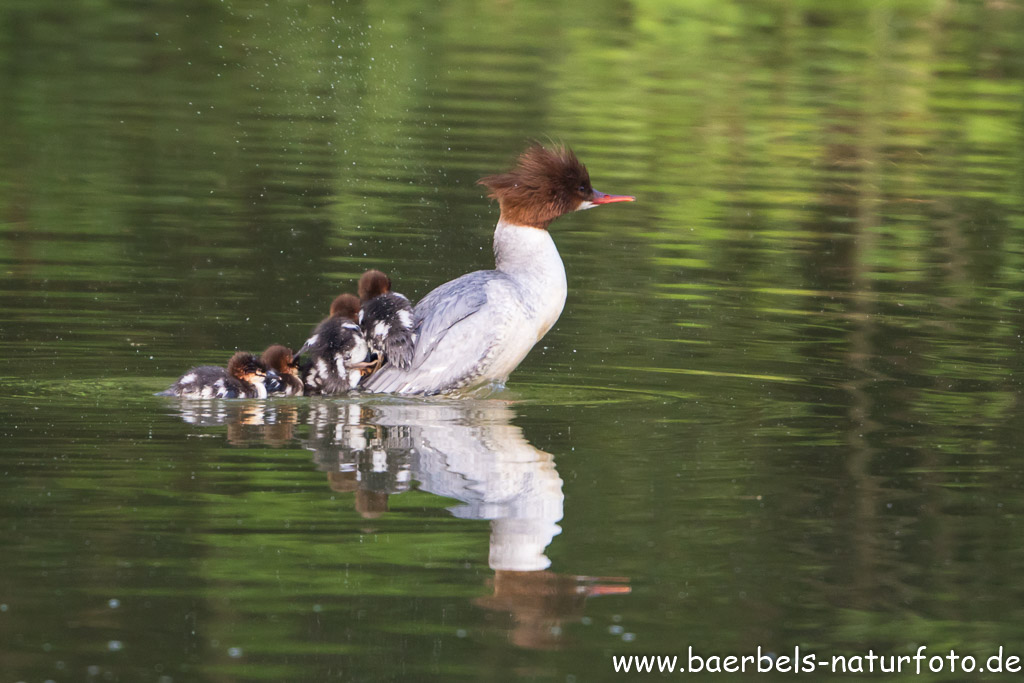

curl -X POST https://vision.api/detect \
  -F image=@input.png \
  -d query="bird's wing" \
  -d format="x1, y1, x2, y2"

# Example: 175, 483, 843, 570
410, 272, 492, 366
382, 327, 416, 370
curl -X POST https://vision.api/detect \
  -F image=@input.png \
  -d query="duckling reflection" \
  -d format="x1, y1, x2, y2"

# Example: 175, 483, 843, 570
304, 402, 415, 518
168, 400, 300, 446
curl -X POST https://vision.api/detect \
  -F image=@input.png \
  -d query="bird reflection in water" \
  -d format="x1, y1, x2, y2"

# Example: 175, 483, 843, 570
172, 400, 301, 446
305, 402, 414, 519
166, 398, 629, 650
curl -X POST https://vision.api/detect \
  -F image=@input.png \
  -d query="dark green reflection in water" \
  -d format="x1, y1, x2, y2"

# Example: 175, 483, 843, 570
4, 0, 1024, 681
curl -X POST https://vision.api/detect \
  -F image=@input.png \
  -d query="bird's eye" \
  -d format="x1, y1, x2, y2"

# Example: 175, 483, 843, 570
578, 184, 588, 193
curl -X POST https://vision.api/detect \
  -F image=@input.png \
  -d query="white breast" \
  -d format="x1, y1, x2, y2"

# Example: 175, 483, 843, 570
486, 221, 568, 379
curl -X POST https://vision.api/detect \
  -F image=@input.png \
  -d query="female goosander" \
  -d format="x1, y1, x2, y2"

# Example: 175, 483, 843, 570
364, 144, 634, 395
357, 269, 415, 371
158, 351, 272, 399
261, 344, 304, 397
298, 293, 372, 395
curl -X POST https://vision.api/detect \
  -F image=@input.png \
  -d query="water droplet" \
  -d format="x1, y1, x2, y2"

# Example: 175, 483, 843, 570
108, 640, 123, 651
108, 599, 120, 609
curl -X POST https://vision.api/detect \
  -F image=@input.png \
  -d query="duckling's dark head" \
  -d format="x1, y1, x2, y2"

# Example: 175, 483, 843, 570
358, 269, 392, 302
329, 293, 361, 321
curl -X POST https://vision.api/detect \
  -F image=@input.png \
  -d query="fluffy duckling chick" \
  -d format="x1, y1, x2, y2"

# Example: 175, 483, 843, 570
261, 344, 304, 397
357, 269, 415, 371
158, 351, 271, 399
298, 293, 372, 395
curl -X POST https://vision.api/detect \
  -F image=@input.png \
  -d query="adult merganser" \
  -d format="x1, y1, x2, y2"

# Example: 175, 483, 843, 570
158, 351, 272, 399
298, 293, 372, 395
261, 344, 304, 397
364, 144, 634, 395
357, 269, 415, 371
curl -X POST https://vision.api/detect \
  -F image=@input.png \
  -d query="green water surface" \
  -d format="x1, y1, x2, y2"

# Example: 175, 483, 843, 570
3, 1, 1024, 681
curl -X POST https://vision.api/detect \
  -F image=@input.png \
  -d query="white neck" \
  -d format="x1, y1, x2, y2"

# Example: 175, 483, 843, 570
493, 220, 567, 337
494, 220, 560, 274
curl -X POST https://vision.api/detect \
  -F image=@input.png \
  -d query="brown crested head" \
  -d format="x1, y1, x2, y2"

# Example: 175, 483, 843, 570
329, 293, 361, 321
477, 144, 594, 229
358, 269, 392, 302
227, 351, 267, 382
261, 344, 298, 375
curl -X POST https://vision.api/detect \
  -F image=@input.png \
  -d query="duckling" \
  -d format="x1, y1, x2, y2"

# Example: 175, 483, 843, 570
158, 351, 272, 399
357, 269, 416, 372
298, 293, 372, 395
261, 344, 304, 397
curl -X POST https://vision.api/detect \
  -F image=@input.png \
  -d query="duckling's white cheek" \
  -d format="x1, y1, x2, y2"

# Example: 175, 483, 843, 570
254, 382, 267, 399
397, 309, 413, 329
181, 373, 197, 385
374, 321, 391, 338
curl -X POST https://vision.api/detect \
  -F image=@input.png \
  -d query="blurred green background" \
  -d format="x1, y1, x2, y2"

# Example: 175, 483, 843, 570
3, 0, 1024, 681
